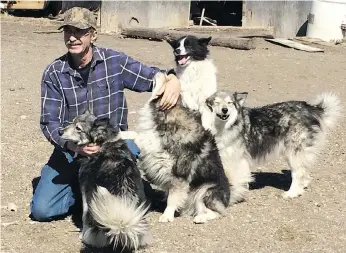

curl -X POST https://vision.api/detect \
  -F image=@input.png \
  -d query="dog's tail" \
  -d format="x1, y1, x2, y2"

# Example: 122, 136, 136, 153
89, 186, 151, 251
313, 93, 342, 131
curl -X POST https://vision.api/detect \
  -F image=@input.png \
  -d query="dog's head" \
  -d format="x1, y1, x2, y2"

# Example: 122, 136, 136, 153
60, 109, 113, 146
166, 35, 212, 67
206, 91, 248, 122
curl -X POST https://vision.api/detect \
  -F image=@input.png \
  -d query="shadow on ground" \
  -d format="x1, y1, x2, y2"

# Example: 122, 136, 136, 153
250, 170, 292, 191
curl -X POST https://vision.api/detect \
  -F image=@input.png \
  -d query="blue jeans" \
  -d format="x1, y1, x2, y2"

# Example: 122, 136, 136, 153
30, 140, 140, 221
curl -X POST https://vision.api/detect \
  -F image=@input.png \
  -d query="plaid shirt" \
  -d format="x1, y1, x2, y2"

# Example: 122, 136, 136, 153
40, 46, 161, 149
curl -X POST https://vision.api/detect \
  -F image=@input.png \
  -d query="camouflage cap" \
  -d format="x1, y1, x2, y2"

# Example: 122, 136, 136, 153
58, 7, 97, 30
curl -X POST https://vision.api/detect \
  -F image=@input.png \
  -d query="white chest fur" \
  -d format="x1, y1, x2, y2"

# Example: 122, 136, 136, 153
176, 59, 217, 112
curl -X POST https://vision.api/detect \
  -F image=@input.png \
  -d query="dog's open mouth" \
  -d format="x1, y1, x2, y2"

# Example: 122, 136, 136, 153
176, 55, 191, 66
217, 114, 230, 121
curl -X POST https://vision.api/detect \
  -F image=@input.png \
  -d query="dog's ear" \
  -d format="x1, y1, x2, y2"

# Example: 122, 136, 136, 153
84, 107, 95, 116
166, 37, 177, 48
198, 36, 212, 46
206, 93, 215, 112
234, 92, 248, 107
93, 117, 110, 129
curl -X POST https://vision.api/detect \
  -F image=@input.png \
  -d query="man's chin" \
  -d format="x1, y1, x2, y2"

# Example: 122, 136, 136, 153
68, 47, 83, 55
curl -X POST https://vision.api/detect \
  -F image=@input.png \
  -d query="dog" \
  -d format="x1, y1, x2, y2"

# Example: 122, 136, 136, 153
206, 91, 341, 203
61, 110, 151, 251
166, 35, 217, 130
135, 81, 230, 224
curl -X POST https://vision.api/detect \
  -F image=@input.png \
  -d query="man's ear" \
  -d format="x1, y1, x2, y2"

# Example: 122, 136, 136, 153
91, 29, 98, 44
198, 36, 212, 46
206, 93, 215, 112
233, 92, 248, 107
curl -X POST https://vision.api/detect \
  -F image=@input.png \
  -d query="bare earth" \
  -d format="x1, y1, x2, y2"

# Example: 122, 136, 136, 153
1, 15, 346, 253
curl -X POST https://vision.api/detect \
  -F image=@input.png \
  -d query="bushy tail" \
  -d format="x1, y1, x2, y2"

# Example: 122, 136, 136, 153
89, 186, 151, 251
313, 93, 342, 131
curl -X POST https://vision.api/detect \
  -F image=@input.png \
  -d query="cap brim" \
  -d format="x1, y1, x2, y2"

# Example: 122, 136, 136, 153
58, 22, 91, 30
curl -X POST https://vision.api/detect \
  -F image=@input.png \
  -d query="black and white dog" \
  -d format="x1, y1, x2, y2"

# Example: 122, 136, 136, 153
135, 81, 230, 224
166, 35, 217, 130
61, 110, 151, 251
206, 91, 341, 203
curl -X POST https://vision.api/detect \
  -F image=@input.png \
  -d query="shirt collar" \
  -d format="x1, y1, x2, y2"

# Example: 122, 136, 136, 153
61, 45, 104, 75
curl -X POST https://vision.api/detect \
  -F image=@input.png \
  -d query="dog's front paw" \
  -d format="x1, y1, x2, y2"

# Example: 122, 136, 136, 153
193, 215, 207, 224
282, 189, 304, 199
159, 213, 174, 223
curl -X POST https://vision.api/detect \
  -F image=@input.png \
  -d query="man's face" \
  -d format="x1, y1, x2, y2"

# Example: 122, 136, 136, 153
63, 25, 96, 55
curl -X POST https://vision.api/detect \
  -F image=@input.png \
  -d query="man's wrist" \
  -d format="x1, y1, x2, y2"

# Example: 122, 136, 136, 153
66, 141, 78, 152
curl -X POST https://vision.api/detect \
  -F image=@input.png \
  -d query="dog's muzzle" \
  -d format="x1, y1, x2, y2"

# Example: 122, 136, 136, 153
216, 113, 230, 120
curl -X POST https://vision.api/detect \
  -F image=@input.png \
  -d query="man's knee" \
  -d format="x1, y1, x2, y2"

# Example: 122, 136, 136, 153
124, 139, 140, 158
30, 201, 54, 221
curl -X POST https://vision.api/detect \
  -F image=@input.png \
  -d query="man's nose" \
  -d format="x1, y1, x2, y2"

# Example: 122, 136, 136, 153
222, 107, 228, 114
69, 35, 77, 42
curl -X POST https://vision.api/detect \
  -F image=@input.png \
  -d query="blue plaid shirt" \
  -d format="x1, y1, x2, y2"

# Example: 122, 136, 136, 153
40, 46, 161, 149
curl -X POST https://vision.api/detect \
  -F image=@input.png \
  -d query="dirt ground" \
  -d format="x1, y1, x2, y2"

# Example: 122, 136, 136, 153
1, 15, 346, 253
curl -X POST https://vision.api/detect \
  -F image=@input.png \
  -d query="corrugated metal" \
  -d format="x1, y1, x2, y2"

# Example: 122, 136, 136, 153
100, 1, 190, 33
243, 1, 312, 38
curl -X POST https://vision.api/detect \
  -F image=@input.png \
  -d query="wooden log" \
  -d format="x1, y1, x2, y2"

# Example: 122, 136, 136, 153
121, 28, 256, 50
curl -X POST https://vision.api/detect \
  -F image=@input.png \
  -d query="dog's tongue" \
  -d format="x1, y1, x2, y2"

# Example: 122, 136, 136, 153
178, 56, 188, 65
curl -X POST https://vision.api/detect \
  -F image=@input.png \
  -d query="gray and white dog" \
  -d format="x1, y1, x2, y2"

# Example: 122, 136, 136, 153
206, 91, 341, 203
135, 80, 230, 224
61, 110, 151, 251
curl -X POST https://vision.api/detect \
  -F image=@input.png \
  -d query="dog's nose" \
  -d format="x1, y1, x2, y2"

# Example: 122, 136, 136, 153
222, 108, 228, 114
174, 48, 181, 55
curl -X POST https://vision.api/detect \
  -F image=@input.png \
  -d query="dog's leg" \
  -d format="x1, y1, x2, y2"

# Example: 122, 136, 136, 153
159, 180, 189, 223
283, 155, 307, 199
225, 157, 254, 205
80, 192, 89, 240
201, 106, 216, 134
193, 205, 220, 224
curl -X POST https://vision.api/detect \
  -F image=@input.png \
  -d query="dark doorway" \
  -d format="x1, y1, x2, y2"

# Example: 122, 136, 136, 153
190, 1, 243, 26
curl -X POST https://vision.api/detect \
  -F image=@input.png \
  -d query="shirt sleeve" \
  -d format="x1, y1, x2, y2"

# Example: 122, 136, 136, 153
40, 69, 66, 149
119, 53, 164, 92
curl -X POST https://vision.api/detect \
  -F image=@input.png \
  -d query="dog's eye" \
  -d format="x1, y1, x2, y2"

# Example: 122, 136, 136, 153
75, 125, 82, 132
227, 101, 233, 104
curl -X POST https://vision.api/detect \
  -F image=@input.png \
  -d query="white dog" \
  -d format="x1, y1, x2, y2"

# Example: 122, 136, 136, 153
166, 35, 217, 129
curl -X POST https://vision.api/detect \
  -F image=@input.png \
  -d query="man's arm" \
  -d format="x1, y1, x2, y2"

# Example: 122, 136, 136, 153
40, 71, 66, 149
119, 53, 181, 109
119, 53, 163, 92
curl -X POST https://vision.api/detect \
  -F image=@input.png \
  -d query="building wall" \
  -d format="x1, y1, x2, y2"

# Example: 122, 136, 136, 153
100, 1, 190, 33
61, 1, 100, 12
243, 1, 312, 38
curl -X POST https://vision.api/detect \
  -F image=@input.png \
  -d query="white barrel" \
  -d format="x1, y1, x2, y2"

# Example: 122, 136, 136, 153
306, 0, 346, 42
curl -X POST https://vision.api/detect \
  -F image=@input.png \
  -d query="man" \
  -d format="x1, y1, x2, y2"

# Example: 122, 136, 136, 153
30, 7, 181, 221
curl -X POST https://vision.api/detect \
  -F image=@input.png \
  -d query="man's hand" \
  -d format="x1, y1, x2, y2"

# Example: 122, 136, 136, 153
66, 142, 100, 157
156, 74, 181, 110
77, 143, 100, 156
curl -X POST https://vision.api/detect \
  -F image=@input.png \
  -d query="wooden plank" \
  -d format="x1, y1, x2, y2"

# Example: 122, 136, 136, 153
121, 28, 256, 50
265, 38, 324, 52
